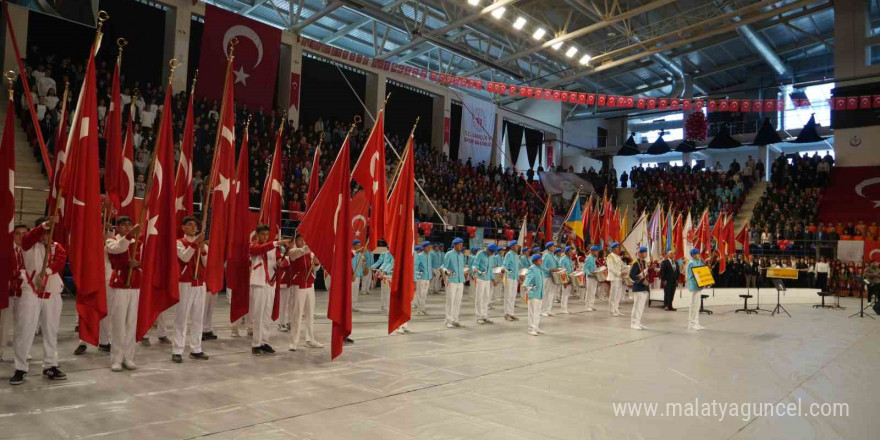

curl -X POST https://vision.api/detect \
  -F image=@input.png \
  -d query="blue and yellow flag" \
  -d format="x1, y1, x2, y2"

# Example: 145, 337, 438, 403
564, 197, 584, 240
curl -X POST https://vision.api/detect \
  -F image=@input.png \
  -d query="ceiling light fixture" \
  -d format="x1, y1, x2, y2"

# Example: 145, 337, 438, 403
513, 17, 527, 30
491, 7, 505, 19
532, 28, 546, 40
551, 41, 563, 50
565, 46, 578, 58
467, 0, 480, 5
579, 54, 592, 65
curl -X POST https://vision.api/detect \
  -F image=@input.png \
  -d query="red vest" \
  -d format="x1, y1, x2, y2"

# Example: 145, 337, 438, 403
290, 252, 316, 289
9, 246, 23, 298
277, 258, 292, 288
177, 238, 207, 286
108, 236, 142, 289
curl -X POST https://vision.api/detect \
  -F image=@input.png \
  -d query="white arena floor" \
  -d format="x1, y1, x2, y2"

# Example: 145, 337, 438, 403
1, 286, 877, 440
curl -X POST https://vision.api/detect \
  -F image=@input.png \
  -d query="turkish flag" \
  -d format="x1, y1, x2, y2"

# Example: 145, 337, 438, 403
736, 222, 750, 261
0, 100, 15, 310
682, 100, 691, 111
298, 135, 352, 359
597, 94, 606, 106
117, 113, 136, 219
670, 99, 679, 110
741, 100, 751, 112
205, 60, 237, 294
288, 72, 301, 122
59, 45, 107, 346
606, 96, 617, 107
350, 191, 369, 244
730, 99, 740, 112
586, 94, 595, 105
865, 240, 880, 263
542, 197, 554, 247
174, 90, 196, 238
847, 97, 858, 110
860, 95, 872, 110
259, 126, 285, 239
673, 214, 684, 261
306, 144, 321, 208
385, 136, 415, 334
228, 129, 251, 323
137, 84, 180, 341
198, 4, 281, 109
48, 89, 70, 248
351, 110, 387, 250
817, 165, 880, 225
719, 100, 729, 112
707, 100, 717, 112
658, 98, 668, 109
105, 58, 124, 214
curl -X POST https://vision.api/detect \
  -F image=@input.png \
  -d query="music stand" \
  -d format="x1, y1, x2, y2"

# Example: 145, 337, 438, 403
849, 279, 875, 319
770, 279, 791, 317
753, 268, 770, 313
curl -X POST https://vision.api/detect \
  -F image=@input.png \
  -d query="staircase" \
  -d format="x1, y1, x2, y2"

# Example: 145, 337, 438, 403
734, 180, 768, 231
0, 99, 50, 227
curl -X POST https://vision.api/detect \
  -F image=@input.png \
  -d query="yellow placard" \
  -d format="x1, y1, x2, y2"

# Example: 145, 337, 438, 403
766, 267, 799, 279
692, 266, 715, 287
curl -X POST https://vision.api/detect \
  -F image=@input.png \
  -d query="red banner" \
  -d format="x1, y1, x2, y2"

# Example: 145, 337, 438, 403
288, 72, 301, 119
198, 4, 281, 109
817, 166, 880, 224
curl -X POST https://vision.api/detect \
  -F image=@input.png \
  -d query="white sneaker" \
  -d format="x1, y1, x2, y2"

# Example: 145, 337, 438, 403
231, 328, 241, 337
547, 312, 556, 316
536, 329, 546, 334
540, 313, 549, 317
122, 360, 137, 370
476, 319, 487, 325
695, 324, 706, 330
560, 310, 569, 314
630, 325, 643, 330
305, 341, 324, 348
687, 326, 703, 331
585, 308, 594, 312
111, 363, 123, 372
528, 330, 539, 336
639, 324, 648, 330
446, 322, 455, 329
288, 345, 297, 351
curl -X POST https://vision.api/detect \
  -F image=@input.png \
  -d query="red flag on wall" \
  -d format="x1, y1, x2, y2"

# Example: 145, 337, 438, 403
298, 135, 352, 359
136, 83, 180, 341
197, 4, 282, 109
351, 110, 387, 249
385, 135, 415, 334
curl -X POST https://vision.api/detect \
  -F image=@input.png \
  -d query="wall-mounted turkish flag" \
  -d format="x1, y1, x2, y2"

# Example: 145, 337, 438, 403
198, 4, 281, 109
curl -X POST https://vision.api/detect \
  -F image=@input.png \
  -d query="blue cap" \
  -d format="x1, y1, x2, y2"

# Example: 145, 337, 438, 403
690, 248, 701, 255
452, 238, 464, 245
638, 246, 648, 253
508, 240, 518, 247
353, 239, 361, 245
545, 241, 555, 249
531, 254, 542, 262
610, 242, 620, 249
470, 247, 479, 253
415, 245, 423, 252
487, 244, 499, 252
554, 248, 563, 254
532, 247, 541, 253
421, 241, 431, 247
564, 246, 572, 253
590, 245, 600, 251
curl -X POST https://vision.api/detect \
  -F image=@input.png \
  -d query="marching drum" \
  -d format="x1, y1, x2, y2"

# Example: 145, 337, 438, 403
518, 268, 529, 283
571, 270, 586, 288
492, 267, 504, 283
551, 269, 568, 285
595, 267, 608, 282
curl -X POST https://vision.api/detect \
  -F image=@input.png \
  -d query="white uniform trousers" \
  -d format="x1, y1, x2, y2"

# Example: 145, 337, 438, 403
249, 285, 274, 347
156, 304, 176, 338
631, 291, 647, 327
173, 283, 206, 355
14, 290, 61, 373
290, 286, 316, 347
415, 280, 430, 312
688, 290, 701, 328
527, 298, 543, 333
503, 279, 518, 317
109, 287, 139, 367
380, 280, 390, 313
203, 292, 217, 333
585, 277, 598, 310
430, 270, 441, 293
324, 273, 331, 292
0, 297, 19, 360
609, 280, 624, 315
351, 279, 360, 311
474, 279, 491, 320
560, 284, 571, 312
540, 278, 556, 314
76, 308, 111, 346
445, 282, 464, 323
279, 286, 292, 325
359, 274, 371, 294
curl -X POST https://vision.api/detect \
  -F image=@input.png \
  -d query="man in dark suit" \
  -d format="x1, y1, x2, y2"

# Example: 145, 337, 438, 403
659, 250, 680, 311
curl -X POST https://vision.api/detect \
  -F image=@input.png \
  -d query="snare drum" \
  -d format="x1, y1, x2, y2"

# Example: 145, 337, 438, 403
551, 269, 568, 285
571, 270, 586, 287
518, 268, 529, 283
595, 268, 607, 282
492, 267, 504, 283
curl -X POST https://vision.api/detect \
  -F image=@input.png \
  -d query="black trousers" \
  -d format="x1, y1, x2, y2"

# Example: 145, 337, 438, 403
663, 282, 677, 307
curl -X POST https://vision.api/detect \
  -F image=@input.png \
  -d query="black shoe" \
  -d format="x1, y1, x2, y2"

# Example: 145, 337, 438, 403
251, 347, 262, 356
9, 370, 26, 385
74, 344, 87, 356
158, 336, 171, 344
259, 344, 275, 354
189, 352, 209, 361
140, 338, 151, 347
202, 332, 218, 341
74, 325, 79, 332
171, 354, 183, 363
42, 366, 67, 381
98, 344, 111, 352
344, 337, 355, 344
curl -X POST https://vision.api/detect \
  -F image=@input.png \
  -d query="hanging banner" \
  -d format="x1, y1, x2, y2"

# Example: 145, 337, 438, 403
837, 241, 865, 262
288, 72, 301, 126
538, 172, 594, 199
460, 94, 496, 165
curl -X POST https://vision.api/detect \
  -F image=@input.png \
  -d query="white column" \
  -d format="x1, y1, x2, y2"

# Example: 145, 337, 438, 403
432, 93, 450, 157
365, 72, 387, 123
162, 0, 192, 93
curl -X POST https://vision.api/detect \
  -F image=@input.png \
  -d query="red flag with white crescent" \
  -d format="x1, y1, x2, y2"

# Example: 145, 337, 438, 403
136, 83, 180, 340
350, 190, 369, 244
305, 144, 321, 208
105, 56, 124, 214
1, 99, 15, 310
385, 136, 415, 334
259, 125, 284, 239
205, 60, 236, 294
117, 111, 136, 219
174, 88, 196, 237
228, 129, 251, 323
351, 110, 387, 249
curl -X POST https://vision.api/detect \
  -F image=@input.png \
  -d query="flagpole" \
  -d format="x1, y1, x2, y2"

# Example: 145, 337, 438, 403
40, 12, 108, 290
387, 117, 419, 195
102, 37, 128, 228
127, 59, 179, 286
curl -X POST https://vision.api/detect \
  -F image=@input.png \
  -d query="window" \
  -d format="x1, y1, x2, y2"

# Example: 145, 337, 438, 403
669, 160, 684, 167
781, 83, 833, 131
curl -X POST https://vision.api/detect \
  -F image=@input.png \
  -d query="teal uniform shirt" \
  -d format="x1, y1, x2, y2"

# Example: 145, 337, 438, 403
490, 253, 502, 278
584, 255, 597, 274
379, 253, 395, 274
371, 252, 389, 270
541, 250, 559, 278
441, 249, 466, 284
414, 252, 432, 281
560, 255, 574, 273
520, 254, 530, 270
472, 251, 493, 281
686, 259, 707, 291
430, 250, 443, 270
503, 251, 521, 280
523, 263, 545, 300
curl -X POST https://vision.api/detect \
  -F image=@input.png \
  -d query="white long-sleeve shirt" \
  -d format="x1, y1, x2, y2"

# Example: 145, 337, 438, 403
606, 252, 626, 281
